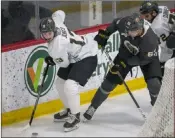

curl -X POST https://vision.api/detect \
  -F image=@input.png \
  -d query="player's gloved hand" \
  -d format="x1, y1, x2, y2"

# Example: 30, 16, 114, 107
124, 40, 139, 55
109, 61, 126, 74
45, 56, 56, 66
94, 29, 110, 50
109, 64, 120, 74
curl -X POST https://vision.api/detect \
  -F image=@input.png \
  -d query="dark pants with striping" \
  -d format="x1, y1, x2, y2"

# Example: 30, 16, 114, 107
90, 56, 162, 110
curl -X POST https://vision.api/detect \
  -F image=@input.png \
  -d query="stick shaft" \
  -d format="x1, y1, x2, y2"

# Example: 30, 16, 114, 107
29, 64, 49, 126
104, 51, 146, 120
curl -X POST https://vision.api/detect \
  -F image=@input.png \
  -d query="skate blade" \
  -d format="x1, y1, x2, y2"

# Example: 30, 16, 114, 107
64, 124, 80, 132
54, 117, 69, 122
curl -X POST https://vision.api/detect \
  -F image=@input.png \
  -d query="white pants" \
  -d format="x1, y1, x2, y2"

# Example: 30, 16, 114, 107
159, 46, 174, 63
56, 77, 80, 114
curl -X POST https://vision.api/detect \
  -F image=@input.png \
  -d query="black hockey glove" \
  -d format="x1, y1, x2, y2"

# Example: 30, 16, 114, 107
45, 56, 56, 66
109, 61, 127, 74
94, 29, 110, 50
109, 64, 120, 74
124, 40, 139, 55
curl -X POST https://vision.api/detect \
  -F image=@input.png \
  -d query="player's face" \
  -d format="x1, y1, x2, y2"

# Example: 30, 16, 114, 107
41, 32, 54, 41
128, 30, 139, 37
141, 13, 153, 23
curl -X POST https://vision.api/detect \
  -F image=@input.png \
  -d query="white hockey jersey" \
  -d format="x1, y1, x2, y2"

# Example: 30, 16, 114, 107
151, 6, 175, 62
48, 12, 98, 67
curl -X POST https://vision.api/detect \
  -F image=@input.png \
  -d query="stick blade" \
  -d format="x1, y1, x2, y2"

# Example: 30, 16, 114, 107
17, 123, 31, 135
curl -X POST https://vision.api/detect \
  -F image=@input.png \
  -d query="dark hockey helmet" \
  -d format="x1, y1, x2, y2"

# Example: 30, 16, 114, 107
39, 17, 56, 33
125, 13, 144, 32
140, 1, 159, 14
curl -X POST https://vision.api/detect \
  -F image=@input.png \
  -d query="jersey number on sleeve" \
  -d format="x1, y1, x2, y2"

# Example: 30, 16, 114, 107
168, 13, 175, 24
160, 34, 167, 41
68, 29, 85, 46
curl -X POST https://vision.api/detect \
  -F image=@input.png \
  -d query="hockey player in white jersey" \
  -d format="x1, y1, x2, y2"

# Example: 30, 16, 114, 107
139, 1, 175, 75
39, 10, 101, 132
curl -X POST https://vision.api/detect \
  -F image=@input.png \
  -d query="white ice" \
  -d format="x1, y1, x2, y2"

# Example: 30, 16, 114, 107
2, 88, 152, 137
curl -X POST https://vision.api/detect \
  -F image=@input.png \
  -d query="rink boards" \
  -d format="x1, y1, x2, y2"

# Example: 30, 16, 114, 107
2, 24, 146, 126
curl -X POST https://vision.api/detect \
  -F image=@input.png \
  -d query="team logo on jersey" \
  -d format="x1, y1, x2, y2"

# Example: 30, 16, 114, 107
24, 46, 56, 97
55, 58, 63, 63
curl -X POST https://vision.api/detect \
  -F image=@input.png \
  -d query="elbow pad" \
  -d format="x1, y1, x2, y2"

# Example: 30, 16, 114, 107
166, 33, 175, 49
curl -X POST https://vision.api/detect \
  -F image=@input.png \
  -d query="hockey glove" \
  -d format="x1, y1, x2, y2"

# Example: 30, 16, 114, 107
45, 56, 56, 66
124, 40, 139, 55
109, 61, 126, 74
94, 29, 110, 50
109, 64, 120, 74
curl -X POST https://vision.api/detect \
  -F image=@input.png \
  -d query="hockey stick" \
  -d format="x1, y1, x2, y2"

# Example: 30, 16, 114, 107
21, 64, 50, 131
104, 51, 147, 120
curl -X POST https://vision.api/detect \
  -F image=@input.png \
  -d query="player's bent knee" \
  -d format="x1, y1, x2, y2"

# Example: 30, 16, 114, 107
64, 79, 79, 95
147, 77, 161, 96
56, 77, 65, 86
56, 77, 65, 91
100, 79, 116, 95
166, 33, 175, 49
147, 77, 162, 105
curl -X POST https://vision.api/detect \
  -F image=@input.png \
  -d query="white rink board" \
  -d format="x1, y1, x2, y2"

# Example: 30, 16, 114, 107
2, 31, 143, 113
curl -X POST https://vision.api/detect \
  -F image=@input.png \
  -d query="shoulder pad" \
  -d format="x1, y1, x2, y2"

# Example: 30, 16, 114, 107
114, 18, 122, 25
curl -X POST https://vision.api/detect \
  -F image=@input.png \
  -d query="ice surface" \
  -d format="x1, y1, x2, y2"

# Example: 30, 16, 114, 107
2, 88, 152, 137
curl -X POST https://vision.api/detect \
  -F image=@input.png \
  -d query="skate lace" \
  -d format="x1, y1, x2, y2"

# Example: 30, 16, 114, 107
59, 109, 67, 116
67, 113, 77, 123
86, 106, 95, 116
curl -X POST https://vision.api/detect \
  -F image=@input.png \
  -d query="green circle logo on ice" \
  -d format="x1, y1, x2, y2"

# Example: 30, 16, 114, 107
24, 46, 56, 97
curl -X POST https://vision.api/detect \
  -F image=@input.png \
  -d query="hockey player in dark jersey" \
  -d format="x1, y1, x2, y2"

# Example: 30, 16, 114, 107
83, 13, 162, 121
139, 1, 175, 75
